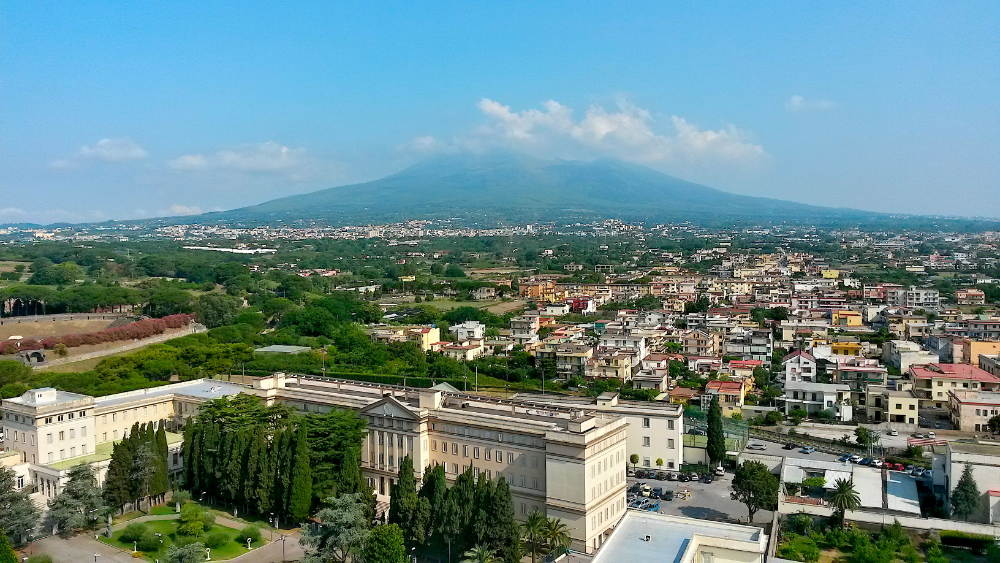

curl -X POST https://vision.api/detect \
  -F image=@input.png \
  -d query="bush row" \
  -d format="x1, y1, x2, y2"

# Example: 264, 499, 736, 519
0, 314, 194, 355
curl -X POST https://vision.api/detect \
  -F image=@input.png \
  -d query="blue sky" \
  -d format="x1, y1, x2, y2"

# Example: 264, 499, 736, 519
2, 1, 998, 223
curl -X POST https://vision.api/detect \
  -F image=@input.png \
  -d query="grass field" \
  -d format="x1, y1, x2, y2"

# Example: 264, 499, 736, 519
0, 318, 115, 340
100, 517, 265, 561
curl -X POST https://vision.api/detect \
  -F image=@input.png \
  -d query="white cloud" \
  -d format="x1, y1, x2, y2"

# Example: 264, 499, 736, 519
79, 138, 148, 161
408, 98, 766, 166
162, 204, 202, 216
786, 95, 836, 113
169, 141, 306, 172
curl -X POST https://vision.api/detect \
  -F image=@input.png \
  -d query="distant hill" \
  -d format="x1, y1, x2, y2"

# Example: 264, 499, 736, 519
203, 152, 877, 225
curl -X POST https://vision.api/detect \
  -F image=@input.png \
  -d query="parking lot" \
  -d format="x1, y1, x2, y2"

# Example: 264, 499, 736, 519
626, 470, 773, 526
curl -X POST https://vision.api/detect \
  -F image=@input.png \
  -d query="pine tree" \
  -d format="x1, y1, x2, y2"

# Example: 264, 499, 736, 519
0, 466, 40, 546
103, 441, 131, 514
287, 423, 313, 523
951, 464, 981, 521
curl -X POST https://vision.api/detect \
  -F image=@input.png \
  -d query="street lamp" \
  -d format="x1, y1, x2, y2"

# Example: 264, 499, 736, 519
246, 537, 252, 550
94, 554, 100, 563
155, 533, 163, 561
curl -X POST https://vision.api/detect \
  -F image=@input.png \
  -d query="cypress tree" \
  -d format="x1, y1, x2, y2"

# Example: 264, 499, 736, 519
154, 422, 169, 502
255, 429, 276, 515
441, 467, 476, 555
486, 477, 521, 563
287, 423, 313, 523
706, 395, 726, 467
269, 427, 289, 518
223, 430, 245, 505
388, 456, 419, 547
182, 418, 195, 487
471, 472, 495, 547
103, 441, 132, 514
242, 427, 264, 513
417, 465, 448, 555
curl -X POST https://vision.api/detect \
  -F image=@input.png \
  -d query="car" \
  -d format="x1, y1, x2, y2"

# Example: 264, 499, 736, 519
636, 470, 647, 479
626, 469, 635, 477
914, 432, 925, 439
747, 442, 767, 451
714, 466, 726, 476
667, 472, 678, 481
870, 459, 884, 468
661, 490, 674, 501
891, 463, 906, 471
783, 443, 797, 450
656, 471, 668, 480
678, 473, 691, 482
640, 484, 652, 497
905, 465, 915, 472
632, 498, 650, 510
928, 431, 936, 438
701, 475, 714, 484
911, 467, 925, 477
860, 457, 873, 465
840, 454, 852, 462
923, 470, 933, 479
652, 487, 663, 498
889, 428, 899, 436
801, 446, 816, 454
849, 454, 863, 463
646, 501, 660, 512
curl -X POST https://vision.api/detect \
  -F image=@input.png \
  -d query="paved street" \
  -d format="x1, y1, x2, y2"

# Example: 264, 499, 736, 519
627, 471, 773, 526
747, 439, 844, 463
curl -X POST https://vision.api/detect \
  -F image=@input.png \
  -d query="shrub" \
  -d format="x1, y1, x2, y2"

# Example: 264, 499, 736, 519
177, 521, 204, 536
172, 490, 191, 504
940, 530, 994, 554
200, 512, 216, 532
204, 531, 229, 549
120, 522, 150, 544
236, 525, 262, 544
27, 555, 54, 563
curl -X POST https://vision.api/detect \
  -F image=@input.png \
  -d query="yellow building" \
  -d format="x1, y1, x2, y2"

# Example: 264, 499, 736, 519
821, 269, 841, 279
831, 339, 863, 357
831, 310, 862, 327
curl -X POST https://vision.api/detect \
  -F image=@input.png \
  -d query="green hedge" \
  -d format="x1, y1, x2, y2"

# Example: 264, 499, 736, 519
940, 530, 995, 554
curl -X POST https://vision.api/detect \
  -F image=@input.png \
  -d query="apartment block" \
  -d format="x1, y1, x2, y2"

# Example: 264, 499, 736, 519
947, 390, 1000, 432
911, 363, 1000, 409
783, 382, 853, 422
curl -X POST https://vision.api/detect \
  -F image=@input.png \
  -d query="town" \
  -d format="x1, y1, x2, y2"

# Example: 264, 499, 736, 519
0, 225, 998, 563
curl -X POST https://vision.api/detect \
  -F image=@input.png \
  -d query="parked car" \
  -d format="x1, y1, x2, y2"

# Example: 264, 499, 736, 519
801, 446, 816, 454
640, 484, 652, 497
701, 475, 714, 484
636, 470, 647, 479
632, 498, 650, 510
646, 501, 660, 512
870, 459, 884, 468
783, 443, 797, 450
889, 428, 899, 436
661, 490, 674, 501
656, 471, 668, 480
890, 463, 905, 471
860, 457, 873, 465
923, 470, 933, 480
714, 466, 726, 476
911, 467, 925, 477
667, 472, 678, 481
913, 432, 925, 439
928, 431, 936, 438
652, 487, 663, 498
627, 468, 635, 477
849, 454, 863, 463
840, 454, 852, 462
747, 442, 767, 451
678, 473, 691, 482
905, 465, 915, 472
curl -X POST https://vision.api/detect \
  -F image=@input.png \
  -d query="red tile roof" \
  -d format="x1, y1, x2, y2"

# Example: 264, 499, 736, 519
911, 363, 1000, 383
707, 380, 744, 393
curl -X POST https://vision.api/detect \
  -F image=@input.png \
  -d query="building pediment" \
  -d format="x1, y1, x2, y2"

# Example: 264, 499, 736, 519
360, 396, 419, 420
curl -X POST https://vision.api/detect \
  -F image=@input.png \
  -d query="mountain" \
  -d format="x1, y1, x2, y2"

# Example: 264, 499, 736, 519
206, 152, 879, 226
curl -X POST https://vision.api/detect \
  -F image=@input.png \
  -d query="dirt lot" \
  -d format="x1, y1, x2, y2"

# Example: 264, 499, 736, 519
0, 318, 115, 340
487, 299, 527, 314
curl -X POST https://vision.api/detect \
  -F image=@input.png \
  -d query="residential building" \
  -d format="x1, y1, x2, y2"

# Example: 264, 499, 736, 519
783, 382, 853, 422
886, 286, 941, 311
510, 314, 541, 346
534, 343, 594, 378
883, 340, 937, 373
911, 363, 1000, 409
681, 329, 720, 357
589, 511, 767, 563
980, 354, 1000, 378
370, 325, 442, 352
955, 289, 986, 306
449, 320, 486, 341
438, 340, 487, 362
722, 328, 773, 362
586, 351, 636, 382
782, 350, 817, 384
865, 383, 919, 425
933, 441, 1000, 523
946, 390, 1000, 432
472, 287, 497, 300
701, 380, 746, 417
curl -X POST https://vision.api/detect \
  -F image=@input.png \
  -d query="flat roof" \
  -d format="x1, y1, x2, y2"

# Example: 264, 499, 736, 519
852, 466, 884, 509
95, 379, 246, 408
591, 511, 764, 563
886, 471, 921, 515
254, 344, 312, 354
4, 388, 91, 407
49, 432, 182, 470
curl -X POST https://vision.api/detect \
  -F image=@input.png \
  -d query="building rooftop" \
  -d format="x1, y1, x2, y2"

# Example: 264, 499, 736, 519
3, 387, 92, 408
94, 379, 246, 409
254, 344, 313, 354
48, 432, 183, 470
591, 511, 765, 563
784, 381, 850, 392
886, 471, 921, 515
911, 363, 1000, 382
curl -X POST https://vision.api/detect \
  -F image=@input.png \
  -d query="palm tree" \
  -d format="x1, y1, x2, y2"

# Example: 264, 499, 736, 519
521, 510, 547, 563
461, 545, 497, 563
543, 517, 572, 556
828, 478, 861, 528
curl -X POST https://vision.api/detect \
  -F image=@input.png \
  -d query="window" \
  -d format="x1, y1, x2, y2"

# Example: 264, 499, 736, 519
643, 457, 650, 467
82, 444, 88, 454
45, 417, 52, 424
57, 415, 63, 422
432, 440, 437, 451
533, 478, 539, 489
441, 441, 447, 452
102, 433, 107, 441
69, 429, 75, 439
81, 427, 86, 437
668, 439, 675, 449
46, 433, 52, 444
508, 452, 514, 464
48, 452, 53, 462
70, 447, 76, 456
642, 417, 650, 428
463, 445, 469, 458
474, 447, 480, 459
642, 437, 650, 447
68, 412, 74, 420
909, 404, 915, 410
532, 456, 538, 468
452, 443, 458, 455
58, 431, 64, 441
452, 463, 459, 473
668, 420, 675, 430
113, 430, 118, 440
59, 449, 65, 460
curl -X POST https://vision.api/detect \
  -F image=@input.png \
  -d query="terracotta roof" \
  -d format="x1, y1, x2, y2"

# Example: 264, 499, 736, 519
911, 363, 1000, 383
707, 380, 744, 393
783, 350, 816, 363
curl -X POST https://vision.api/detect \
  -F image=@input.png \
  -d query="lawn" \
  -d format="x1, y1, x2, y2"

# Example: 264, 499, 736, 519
100, 518, 266, 561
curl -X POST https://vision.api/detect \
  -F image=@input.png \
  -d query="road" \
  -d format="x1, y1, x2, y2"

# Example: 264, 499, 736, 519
746, 439, 845, 463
